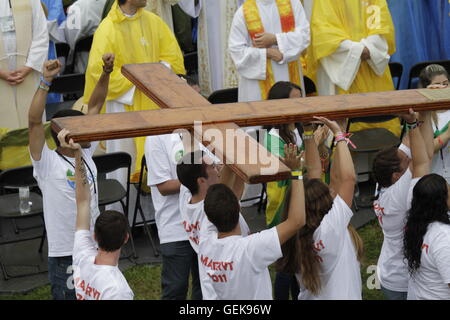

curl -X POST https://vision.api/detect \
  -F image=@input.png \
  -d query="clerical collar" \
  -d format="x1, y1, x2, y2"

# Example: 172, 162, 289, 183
119, 7, 137, 18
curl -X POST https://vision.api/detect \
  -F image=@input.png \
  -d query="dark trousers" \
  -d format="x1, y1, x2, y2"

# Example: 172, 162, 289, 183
160, 240, 202, 300
48, 256, 76, 300
274, 272, 300, 300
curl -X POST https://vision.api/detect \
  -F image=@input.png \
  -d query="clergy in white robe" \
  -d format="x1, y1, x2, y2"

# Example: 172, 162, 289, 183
47, 0, 107, 73
0, 0, 48, 129
228, 0, 310, 102
197, 0, 244, 96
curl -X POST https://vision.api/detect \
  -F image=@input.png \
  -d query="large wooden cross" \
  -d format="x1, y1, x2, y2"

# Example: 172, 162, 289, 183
52, 63, 450, 184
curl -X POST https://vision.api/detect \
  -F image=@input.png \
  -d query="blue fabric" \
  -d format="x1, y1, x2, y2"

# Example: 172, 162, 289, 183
387, 0, 448, 89
432, 0, 450, 59
41, 0, 66, 104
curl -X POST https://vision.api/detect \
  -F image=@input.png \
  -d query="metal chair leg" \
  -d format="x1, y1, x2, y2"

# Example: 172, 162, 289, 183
138, 207, 159, 257
120, 201, 138, 260
38, 228, 46, 253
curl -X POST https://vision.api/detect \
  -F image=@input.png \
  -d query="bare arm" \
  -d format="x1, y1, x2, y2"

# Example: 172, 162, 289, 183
276, 144, 305, 245
156, 180, 181, 196
303, 124, 322, 180
87, 54, 115, 115
28, 60, 61, 161
407, 110, 430, 178
418, 111, 434, 161
433, 125, 450, 153
317, 117, 356, 207
58, 129, 91, 231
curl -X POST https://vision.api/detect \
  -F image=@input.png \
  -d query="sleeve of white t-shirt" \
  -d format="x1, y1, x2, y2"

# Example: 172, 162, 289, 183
73, 230, 97, 266
430, 227, 450, 285
320, 196, 354, 233
389, 168, 413, 212
30, 143, 54, 180
246, 227, 282, 273
145, 136, 173, 186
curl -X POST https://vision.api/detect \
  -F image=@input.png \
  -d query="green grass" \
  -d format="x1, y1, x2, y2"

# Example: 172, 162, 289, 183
0, 220, 385, 300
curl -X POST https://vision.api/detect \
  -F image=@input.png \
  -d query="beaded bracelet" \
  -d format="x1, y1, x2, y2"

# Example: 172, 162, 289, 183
40, 76, 52, 87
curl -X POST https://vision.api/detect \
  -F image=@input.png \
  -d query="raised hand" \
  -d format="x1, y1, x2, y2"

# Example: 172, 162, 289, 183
281, 143, 302, 171
399, 108, 417, 124
43, 60, 61, 83
102, 53, 115, 73
57, 128, 81, 150
313, 116, 343, 136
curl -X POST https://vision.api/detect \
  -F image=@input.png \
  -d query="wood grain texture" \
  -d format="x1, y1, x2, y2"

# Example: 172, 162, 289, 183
52, 88, 450, 142
197, 123, 291, 184
121, 63, 211, 108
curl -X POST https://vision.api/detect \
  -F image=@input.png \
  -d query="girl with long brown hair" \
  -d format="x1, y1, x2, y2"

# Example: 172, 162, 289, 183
277, 116, 363, 299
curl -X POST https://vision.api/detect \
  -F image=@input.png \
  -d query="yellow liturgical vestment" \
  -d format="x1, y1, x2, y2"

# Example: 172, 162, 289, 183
307, 0, 400, 135
84, 1, 185, 180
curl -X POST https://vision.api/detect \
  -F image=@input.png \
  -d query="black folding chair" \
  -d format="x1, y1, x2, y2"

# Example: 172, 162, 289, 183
389, 62, 403, 90
304, 76, 317, 96
132, 155, 159, 257
407, 60, 450, 89
184, 51, 198, 76
0, 166, 46, 280
208, 88, 238, 104
92, 152, 137, 260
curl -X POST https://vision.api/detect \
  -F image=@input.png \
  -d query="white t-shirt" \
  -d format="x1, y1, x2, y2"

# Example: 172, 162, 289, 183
145, 134, 188, 245
431, 111, 450, 183
199, 227, 282, 300
407, 222, 450, 300
179, 185, 251, 253
296, 196, 362, 300
32, 143, 100, 257
373, 165, 413, 292
72, 230, 134, 300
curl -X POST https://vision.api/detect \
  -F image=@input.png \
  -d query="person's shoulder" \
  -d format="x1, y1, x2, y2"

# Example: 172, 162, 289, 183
428, 222, 450, 241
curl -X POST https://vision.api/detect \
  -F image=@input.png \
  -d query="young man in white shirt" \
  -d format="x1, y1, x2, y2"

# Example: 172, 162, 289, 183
28, 54, 114, 300
145, 133, 202, 300
57, 129, 134, 300
372, 109, 434, 300
176, 150, 250, 253
198, 144, 305, 300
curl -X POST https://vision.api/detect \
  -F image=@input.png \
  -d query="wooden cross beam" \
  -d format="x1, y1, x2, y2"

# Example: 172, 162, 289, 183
52, 63, 450, 183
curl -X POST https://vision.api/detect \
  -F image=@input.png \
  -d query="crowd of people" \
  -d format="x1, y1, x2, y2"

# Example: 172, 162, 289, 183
0, 0, 449, 300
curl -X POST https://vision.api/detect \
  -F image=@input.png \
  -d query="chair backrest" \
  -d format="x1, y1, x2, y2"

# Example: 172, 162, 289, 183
208, 88, 239, 104
0, 165, 37, 189
389, 62, 403, 90
93, 152, 132, 175
49, 73, 85, 96
304, 76, 317, 96
55, 42, 70, 61
184, 51, 198, 76
408, 60, 450, 89
74, 36, 93, 54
